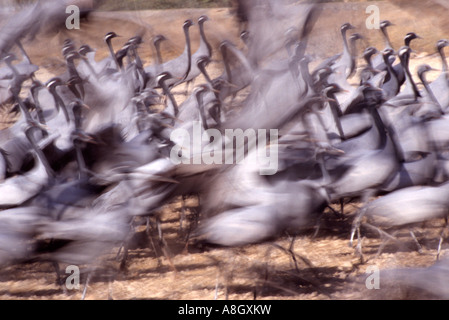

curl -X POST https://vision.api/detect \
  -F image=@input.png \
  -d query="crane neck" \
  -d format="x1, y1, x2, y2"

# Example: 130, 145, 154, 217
160, 79, 179, 119
115, 49, 127, 70
196, 88, 209, 131
50, 87, 71, 123
16, 96, 33, 123
131, 45, 144, 70
134, 99, 148, 133
381, 27, 394, 50
106, 39, 121, 72
400, 51, 421, 100
198, 60, 212, 84
324, 89, 345, 140
26, 127, 55, 178
381, 108, 406, 163
383, 53, 399, 85
199, 21, 212, 58
438, 45, 448, 73
221, 41, 254, 80
182, 25, 193, 82
154, 40, 164, 66
369, 103, 406, 165
6, 60, 32, 122
15, 40, 32, 64
66, 57, 81, 79
368, 104, 388, 150
348, 38, 360, 77
299, 58, 314, 95
419, 70, 443, 113
220, 44, 233, 86
74, 138, 89, 180
30, 88, 48, 131
81, 58, 99, 80
404, 36, 415, 47
364, 53, 373, 68
341, 28, 350, 57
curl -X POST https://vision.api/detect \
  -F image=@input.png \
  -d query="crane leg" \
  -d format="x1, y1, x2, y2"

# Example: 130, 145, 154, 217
81, 268, 95, 300
179, 194, 187, 234
437, 215, 448, 260
52, 261, 68, 295
350, 189, 376, 262
409, 229, 423, 254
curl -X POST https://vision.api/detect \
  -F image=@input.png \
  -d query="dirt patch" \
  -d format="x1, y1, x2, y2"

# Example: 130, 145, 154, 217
0, 200, 446, 300
0, 3, 448, 300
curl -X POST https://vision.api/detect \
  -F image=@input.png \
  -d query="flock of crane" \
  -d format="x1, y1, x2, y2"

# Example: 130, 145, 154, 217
1, 0, 449, 298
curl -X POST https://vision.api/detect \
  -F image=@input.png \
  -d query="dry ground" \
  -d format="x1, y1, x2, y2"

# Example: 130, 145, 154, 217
0, 2, 448, 300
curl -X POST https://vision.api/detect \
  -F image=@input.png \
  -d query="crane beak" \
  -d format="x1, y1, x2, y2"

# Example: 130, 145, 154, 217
39, 123, 50, 131
161, 123, 174, 129
159, 111, 179, 122
139, 174, 179, 184
35, 122, 49, 132
326, 147, 345, 156
75, 131, 98, 144
224, 81, 239, 89
158, 142, 170, 149
28, 120, 49, 134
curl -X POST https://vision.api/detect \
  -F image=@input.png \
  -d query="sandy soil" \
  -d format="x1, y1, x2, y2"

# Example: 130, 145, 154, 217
0, 2, 448, 300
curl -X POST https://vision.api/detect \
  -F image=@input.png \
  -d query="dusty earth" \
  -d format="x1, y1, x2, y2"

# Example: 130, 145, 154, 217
0, 2, 449, 300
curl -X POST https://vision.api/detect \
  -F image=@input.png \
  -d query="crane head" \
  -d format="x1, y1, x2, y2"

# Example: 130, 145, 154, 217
2, 53, 17, 64
153, 34, 167, 47
380, 20, 394, 30
382, 47, 395, 58
437, 39, 449, 51
183, 20, 195, 29
104, 31, 120, 43
405, 32, 421, 42
45, 77, 64, 90
198, 15, 209, 24
156, 72, 173, 86
340, 22, 355, 32
78, 44, 95, 56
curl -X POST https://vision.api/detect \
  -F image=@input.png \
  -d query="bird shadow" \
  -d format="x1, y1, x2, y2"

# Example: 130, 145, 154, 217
215, 265, 349, 299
